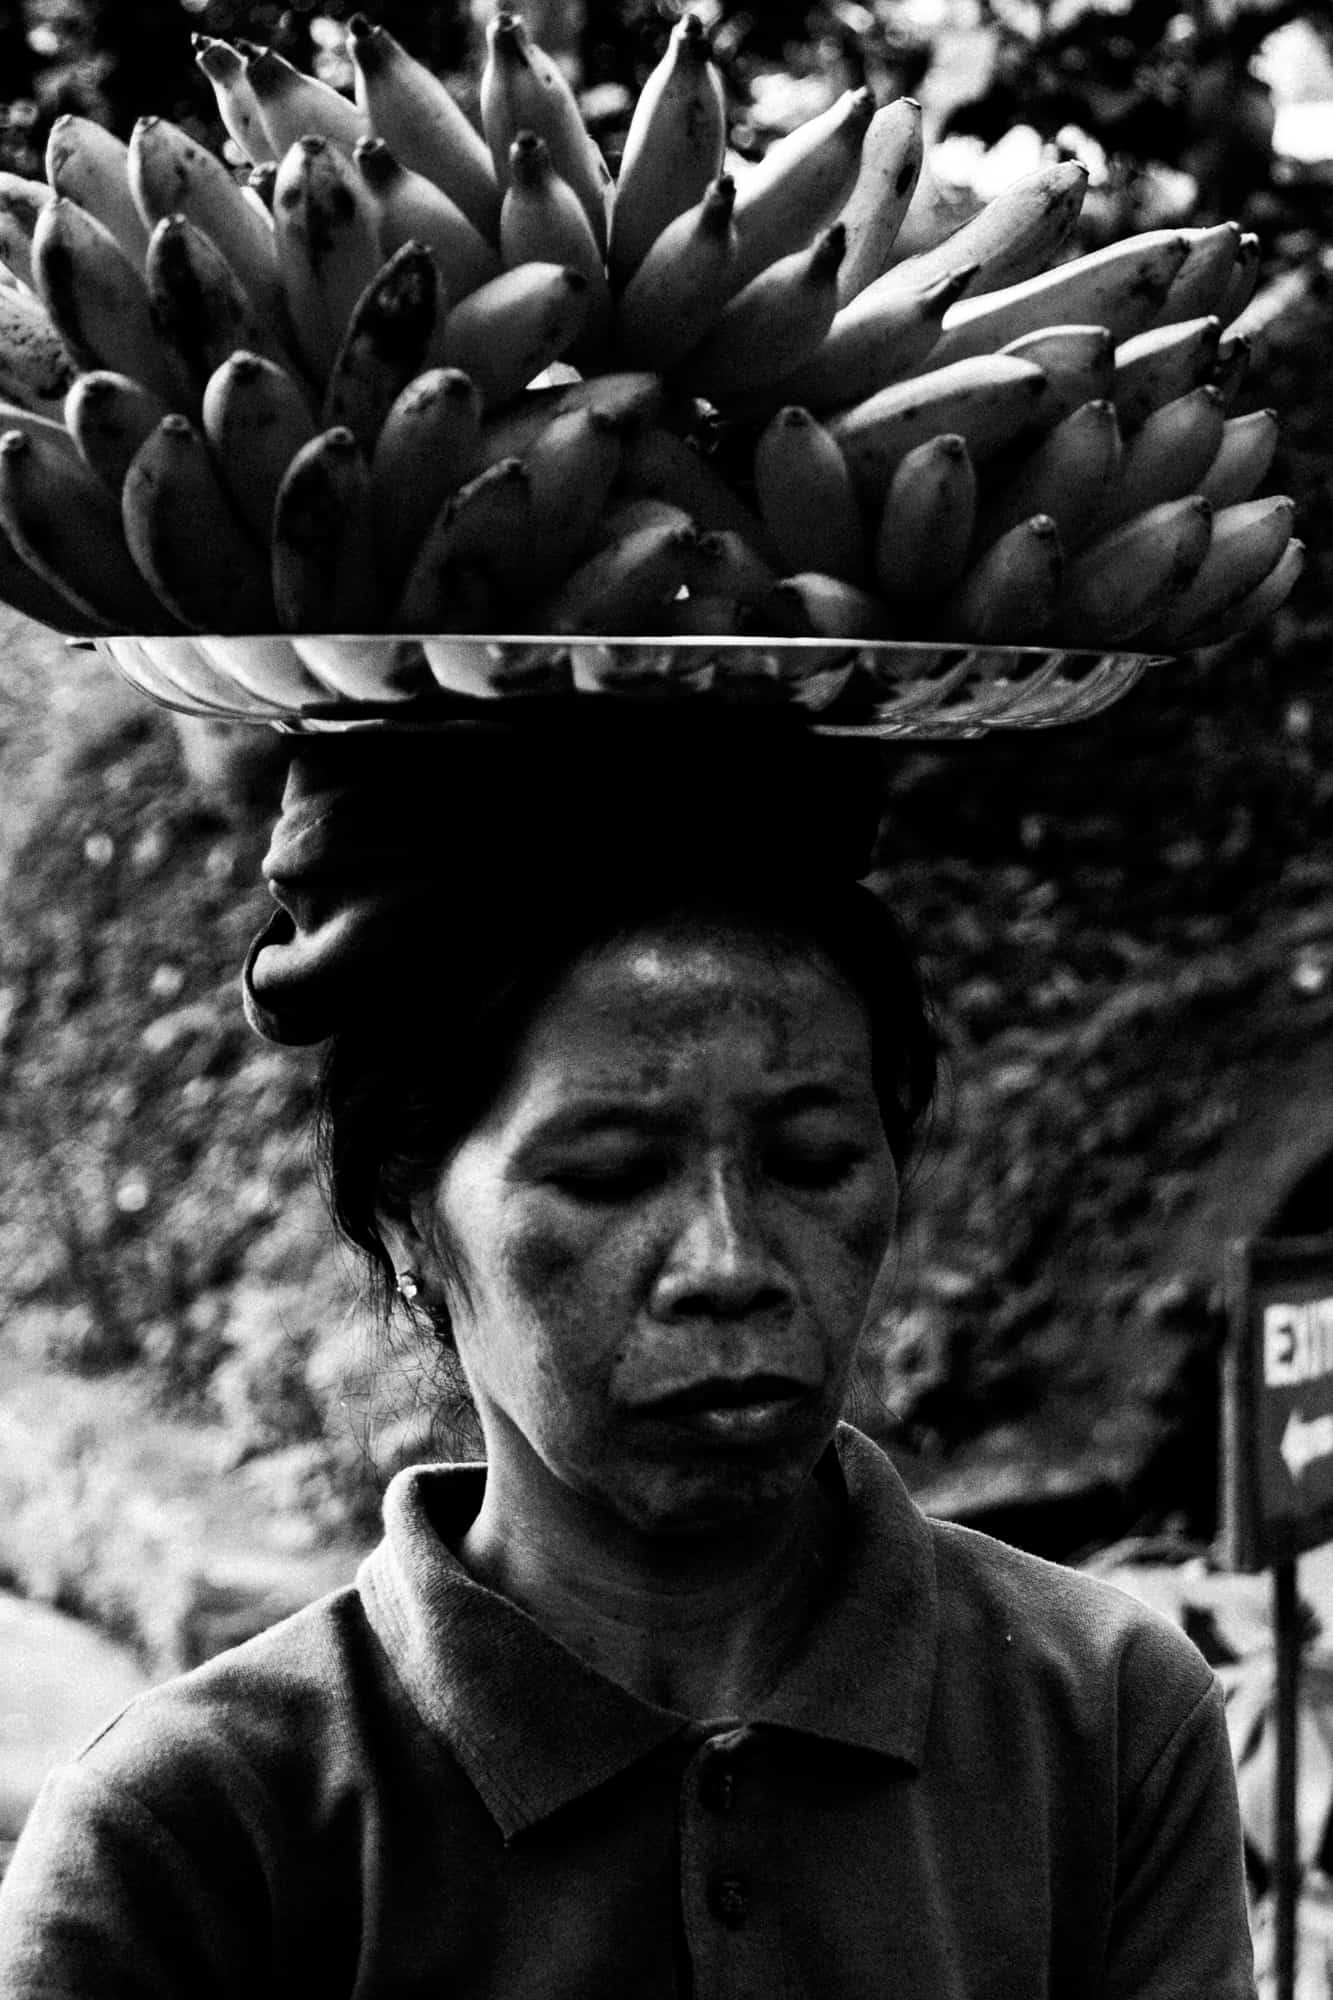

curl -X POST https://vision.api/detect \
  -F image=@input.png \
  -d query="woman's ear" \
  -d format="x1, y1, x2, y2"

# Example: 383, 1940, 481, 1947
376, 1211, 426, 1285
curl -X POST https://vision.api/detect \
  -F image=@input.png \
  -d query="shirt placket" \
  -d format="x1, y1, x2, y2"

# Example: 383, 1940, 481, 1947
679, 1725, 791, 2000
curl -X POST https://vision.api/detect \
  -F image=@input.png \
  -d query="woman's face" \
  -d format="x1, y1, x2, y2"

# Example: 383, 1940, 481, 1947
419, 923, 900, 1538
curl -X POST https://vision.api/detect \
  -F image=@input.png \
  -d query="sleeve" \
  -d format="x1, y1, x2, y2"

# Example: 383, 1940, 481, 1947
1105, 1673, 1258, 2000
0, 1761, 272, 2000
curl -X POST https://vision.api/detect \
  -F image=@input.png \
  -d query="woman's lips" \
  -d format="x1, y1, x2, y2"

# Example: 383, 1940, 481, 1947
632, 1375, 815, 1438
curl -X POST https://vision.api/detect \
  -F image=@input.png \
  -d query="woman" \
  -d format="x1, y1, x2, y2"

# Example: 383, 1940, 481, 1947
0, 715, 1256, 1996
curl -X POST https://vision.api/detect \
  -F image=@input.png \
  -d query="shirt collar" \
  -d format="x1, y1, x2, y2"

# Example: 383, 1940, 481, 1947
357, 1423, 938, 1841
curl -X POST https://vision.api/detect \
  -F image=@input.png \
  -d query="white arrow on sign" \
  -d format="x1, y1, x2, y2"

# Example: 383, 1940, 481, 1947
1281, 1409, 1333, 1481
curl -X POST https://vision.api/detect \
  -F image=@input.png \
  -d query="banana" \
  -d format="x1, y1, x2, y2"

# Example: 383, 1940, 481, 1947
370, 367, 484, 590
679, 224, 846, 400
247, 165, 278, 215
31, 197, 183, 407
354, 137, 500, 301
0, 425, 173, 631
872, 432, 976, 604
657, 592, 749, 638
0, 172, 53, 290
396, 457, 536, 632
45, 115, 150, 270
1153, 221, 1241, 328
533, 518, 697, 635
288, 634, 432, 703
1212, 332, 1250, 412
1197, 407, 1278, 509
196, 634, 331, 708
500, 132, 611, 361
923, 230, 1191, 371
1166, 534, 1303, 650
65, 370, 173, 493
0, 278, 76, 411
128, 115, 285, 331
0, 517, 110, 634
1142, 495, 1295, 647
480, 11, 613, 253
439, 262, 591, 408
271, 427, 381, 633
1101, 384, 1226, 528
0, 396, 81, 464
608, 13, 728, 287
1220, 233, 1260, 327
975, 398, 1121, 554
476, 368, 663, 465
829, 352, 1049, 503
193, 37, 276, 165
687, 528, 781, 608
764, 261, 976, 415
347, 13, 501, 243
202, 350, 318, 544
523, 404, 625, 599
243, 42, 368, 157
1000, 324, 1114, 425
590, 496, 695, 553
938, 513, 1063, 642
1113, 315, 1221, 431
146, 213, 294, 398
121, 413, 277, 632
770, 572, 890, 639
272, 136, 384, 382
1056, 494, 1213, 644
613, 174, 740, 373
729, 87, 873, 293
890, 158, 1089, 304
835, 98, 925, 307
322, 240, 445, 452
754, 406, 866, 583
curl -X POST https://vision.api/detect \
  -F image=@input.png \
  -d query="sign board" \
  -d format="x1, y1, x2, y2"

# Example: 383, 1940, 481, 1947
1223, 1234, 1333, 1571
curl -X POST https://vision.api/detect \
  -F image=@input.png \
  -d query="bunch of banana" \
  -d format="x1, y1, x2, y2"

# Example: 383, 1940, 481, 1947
0, 8, 1302, 702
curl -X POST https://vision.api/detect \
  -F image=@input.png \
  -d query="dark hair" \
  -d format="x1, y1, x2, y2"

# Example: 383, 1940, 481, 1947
314, 873, 938, 1340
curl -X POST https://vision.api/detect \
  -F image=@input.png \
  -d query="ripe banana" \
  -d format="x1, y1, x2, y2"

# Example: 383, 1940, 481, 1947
613, 174, 739, 374
1220, 233, 1260, 326
146, 213, 293, 397
729, 88, 873, 293
348, 13, 501, 242
523, 404, 625, 599
1197, 407, 1278, 509
121, 414, 277, 632
273, 136, 384, 381
1153, 222, 1241, 328
193, 37, 276, 165
976, 398, 1121, 554
65, 371, 172, 494
1212, 332, 1251, 411
30, 198, 177, 405
755, 406, 866, 584
829, 352, 1049, 502
873, 432, 977, 604
534, 518, 697, 635
0, 172, 53, 291
480, 11, 613, 254
128, 114, 285, 332
1057, 494, 1214, 644
45, 115, 150, 269
891, 158, 1089, 304
679, 225, 846, 400
476, 368, 663, 466
0, 425, 171, 631
439, 262, 591, 407
1113, 315, 1221, 431
1101, 384, 1226, 528
942, 514, 1063, 642
688, 528, 781, 609
243, 42, 368, 157
271, 427, 381, 633
835, 99, 924, 307
1143, 495, 1295, 646
371, 366, 485, 593
396, 456, 536, 631
924, 230, 1191, 371
771, 572, 890, 639
0, 517, 111, 634
608, 13, 727, 287
202, 350, 318, 544
1167, 533, 1303, 650
0, 396, 81, 465
767, 261, 975, 415
0, 278, 76, 412
500, 132, 611, 361
322, 240, 445, 452
1001, 324, 1114, 425
354, 137, 500, 301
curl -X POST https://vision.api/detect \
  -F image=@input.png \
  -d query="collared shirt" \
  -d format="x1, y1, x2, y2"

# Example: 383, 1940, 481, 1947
0, 1425, 1256, 1998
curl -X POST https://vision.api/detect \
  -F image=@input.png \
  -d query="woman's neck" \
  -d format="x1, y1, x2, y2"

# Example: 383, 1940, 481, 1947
456, 1460, 842, 1720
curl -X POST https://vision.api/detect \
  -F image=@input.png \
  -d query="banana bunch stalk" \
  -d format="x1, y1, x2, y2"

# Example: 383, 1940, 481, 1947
0, 9, 1301, 704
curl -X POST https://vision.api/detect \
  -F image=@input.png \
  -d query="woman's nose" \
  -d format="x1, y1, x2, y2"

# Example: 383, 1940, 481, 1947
652, 1161, 792, 1320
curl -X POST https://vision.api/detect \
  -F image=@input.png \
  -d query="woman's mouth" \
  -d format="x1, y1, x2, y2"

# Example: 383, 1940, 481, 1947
634, 1374, 814, 1438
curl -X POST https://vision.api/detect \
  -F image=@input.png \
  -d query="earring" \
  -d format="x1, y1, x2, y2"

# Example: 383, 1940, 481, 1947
396, 1271, 421, 1304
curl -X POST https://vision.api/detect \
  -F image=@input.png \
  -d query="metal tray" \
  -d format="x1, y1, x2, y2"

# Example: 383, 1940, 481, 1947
81, 634, 1164, 740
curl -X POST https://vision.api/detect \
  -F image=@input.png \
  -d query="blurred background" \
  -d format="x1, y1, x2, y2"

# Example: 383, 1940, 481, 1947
0, 0, 1330, 1983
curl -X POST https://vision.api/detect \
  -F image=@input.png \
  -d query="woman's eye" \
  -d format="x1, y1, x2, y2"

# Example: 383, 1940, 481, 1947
769, 1146, 861, 1189
549, 1157, 662, 1200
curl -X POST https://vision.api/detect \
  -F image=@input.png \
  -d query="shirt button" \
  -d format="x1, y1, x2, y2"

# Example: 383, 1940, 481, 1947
709, 1873, 750, 1928
700, 1762, 736, 1813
